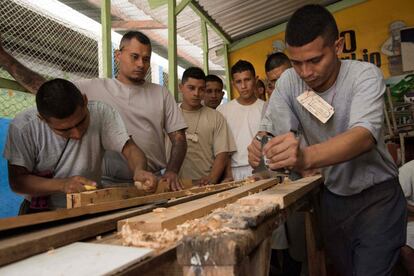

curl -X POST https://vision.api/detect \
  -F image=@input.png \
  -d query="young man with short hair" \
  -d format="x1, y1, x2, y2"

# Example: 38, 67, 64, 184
0, 31, 187, 191
249, 5, 406, 275
265, 52, 292, 99
4, 79, 156, 213
203, 74, 235, 182
178, 67, 235, 185
204, 74, 225, 109
218, 60, 265, 181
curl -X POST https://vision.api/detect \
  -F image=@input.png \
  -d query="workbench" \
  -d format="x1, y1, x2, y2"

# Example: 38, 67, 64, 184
0, 176, 325, 276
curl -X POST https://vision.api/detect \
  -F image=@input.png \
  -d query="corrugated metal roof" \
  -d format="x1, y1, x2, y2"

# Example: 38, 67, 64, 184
58, 0, 340, 75
198, 0, 338, 41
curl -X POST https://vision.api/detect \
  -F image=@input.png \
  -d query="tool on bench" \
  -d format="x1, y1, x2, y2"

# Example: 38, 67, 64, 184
251, 134, 289, 183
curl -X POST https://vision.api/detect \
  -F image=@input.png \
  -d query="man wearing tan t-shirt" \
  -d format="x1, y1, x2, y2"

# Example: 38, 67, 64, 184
0, 31, 187, 191
179, 67, 235, 185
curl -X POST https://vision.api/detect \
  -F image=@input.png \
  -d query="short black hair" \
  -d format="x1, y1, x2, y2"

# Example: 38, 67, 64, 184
256, 79, 265, 89
265, 52, 291, 72
36, 78, 85, 119
120, 31, 152, 50
285, 4, 338, 47
206, 74, 223, 86
231, 60, 255, 77
181, 67, 206, 84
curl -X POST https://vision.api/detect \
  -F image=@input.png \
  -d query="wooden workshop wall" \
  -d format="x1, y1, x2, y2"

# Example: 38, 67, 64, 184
229, 0, 414, 98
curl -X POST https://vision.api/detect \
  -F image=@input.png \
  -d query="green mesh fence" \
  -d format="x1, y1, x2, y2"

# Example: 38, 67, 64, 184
0, 88, 35, 118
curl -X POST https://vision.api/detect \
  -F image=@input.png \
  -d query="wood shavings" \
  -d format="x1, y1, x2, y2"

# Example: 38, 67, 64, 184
238, 198, 263, 206
152, 207, 167, 213
46, 247, 55, 255
244, 177, 256, 184
96, 235, 102, 240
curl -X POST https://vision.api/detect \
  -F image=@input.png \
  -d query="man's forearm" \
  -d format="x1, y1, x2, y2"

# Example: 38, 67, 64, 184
122, 139, 148, 172
0, 49, 46, 94
209, 152, 229, 184
302, 126, 375, 170
10, 175, 64, 196
167, 130, 187, 173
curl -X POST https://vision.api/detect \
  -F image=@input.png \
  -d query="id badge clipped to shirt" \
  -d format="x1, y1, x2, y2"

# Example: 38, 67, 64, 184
296, 90, 334, 123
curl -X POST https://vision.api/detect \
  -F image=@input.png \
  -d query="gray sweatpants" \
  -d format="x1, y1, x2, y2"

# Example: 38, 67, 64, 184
321, 177, 407, 276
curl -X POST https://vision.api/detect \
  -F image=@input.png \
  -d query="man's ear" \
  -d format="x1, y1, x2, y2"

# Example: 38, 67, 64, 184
178, 83, 183, 94
334, 37, 344, 56
82, 94, 88, 106
114, 49, 121, 64
37, 113, 46, 122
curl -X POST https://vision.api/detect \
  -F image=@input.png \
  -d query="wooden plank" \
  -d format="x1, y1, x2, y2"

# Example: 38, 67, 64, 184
238, 175, 323, 209
0, 205, 155, 267
67, 186, 146, 209
0, 186, 238, 267
66, 179, 192, 208
0, 242, 153, 275
0, 181, 242, 232
305, 212, 327, 276
112, 20, 166, 30
118, 178, 277, 232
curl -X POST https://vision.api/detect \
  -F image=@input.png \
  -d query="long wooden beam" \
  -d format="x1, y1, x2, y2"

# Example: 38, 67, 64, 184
112, 20, 166, 30
0, 181, 242, 232
239, 175, 323, 208
66, 179, 192, 208
118, 178, 277, 232
0, 185, 242, 267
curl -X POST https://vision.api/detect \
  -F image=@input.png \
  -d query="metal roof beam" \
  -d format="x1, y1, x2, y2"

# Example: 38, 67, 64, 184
176, 0, 191, 16
101, 0, 112, 78
168, 0, 178, 100
188, 0, 231, 45
201, 18, 209, 74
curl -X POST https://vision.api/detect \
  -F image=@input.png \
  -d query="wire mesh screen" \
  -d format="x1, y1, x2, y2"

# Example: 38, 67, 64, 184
0, 89, 34, 118
0, 0, 99, 81
0, 0, 101, 117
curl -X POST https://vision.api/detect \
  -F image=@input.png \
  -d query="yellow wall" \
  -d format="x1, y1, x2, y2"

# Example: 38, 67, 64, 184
229, 0, 414, 97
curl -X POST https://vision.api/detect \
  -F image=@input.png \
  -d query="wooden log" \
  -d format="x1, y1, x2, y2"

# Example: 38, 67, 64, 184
118, 178, 277, 232
0, 181, 242, 232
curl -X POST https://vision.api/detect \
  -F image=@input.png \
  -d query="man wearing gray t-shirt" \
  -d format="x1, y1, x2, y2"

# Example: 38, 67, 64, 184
248, 5, 406, 276
3, 79, 156, 213
0, 31, 187, 192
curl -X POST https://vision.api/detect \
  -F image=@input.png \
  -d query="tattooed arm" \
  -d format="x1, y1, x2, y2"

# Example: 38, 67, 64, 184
0, 33, 46, 94
162, 129, 187, 191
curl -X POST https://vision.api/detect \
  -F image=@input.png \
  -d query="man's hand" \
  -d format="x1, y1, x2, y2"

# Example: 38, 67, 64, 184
161, 171, 183, 191
196, 175, 212, 187
61, 176, 96, 193
247, 136, 262, 168
263, 132, 304, 171
133, 169, 157, 193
